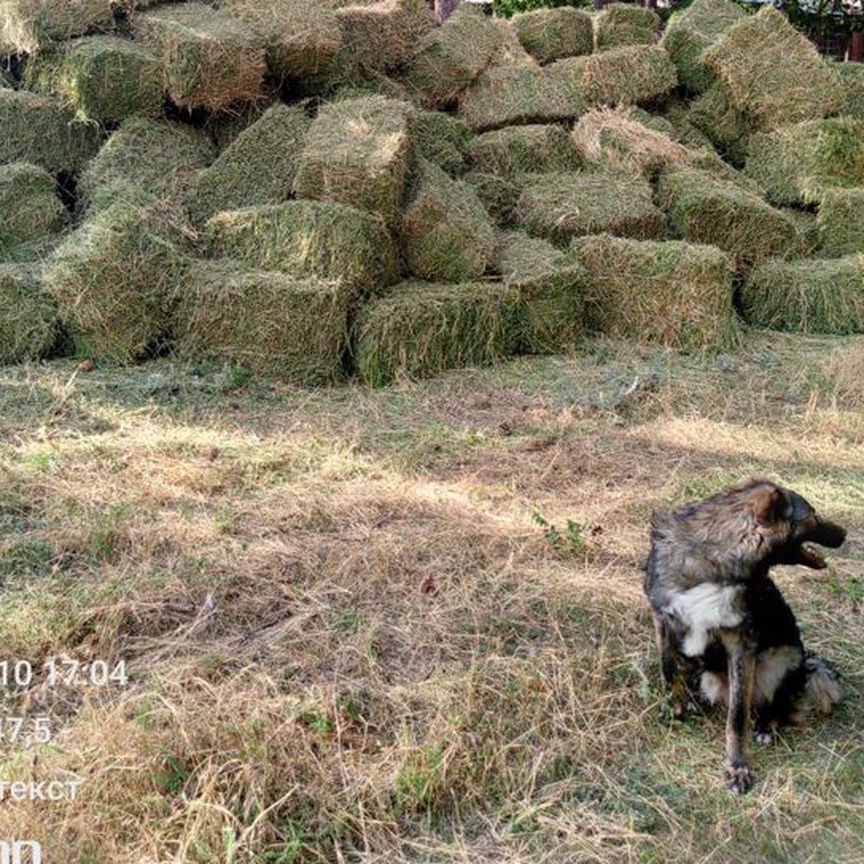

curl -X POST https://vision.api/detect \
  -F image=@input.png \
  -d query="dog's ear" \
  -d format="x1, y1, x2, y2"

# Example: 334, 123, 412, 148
752, 486, 784, 527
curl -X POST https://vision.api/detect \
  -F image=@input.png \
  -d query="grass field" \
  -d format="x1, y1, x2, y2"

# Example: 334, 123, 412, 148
1, 333, 863, 863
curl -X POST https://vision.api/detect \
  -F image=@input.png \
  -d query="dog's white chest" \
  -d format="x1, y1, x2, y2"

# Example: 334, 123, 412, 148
665, 583, 743, 657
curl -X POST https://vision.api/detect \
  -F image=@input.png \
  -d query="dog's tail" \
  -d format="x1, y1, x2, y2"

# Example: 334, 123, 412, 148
800, 655, 846, 716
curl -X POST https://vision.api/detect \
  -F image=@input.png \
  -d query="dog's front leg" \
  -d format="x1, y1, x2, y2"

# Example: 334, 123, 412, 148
654, 612, 689, 719
722, 631, 756, 794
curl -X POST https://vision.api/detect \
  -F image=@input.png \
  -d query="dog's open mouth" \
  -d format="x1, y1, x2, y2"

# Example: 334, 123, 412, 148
794, 518, 846, 569
797, 544, 828, 569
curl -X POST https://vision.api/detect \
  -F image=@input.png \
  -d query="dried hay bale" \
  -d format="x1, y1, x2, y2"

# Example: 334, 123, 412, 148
595, 3, 659, 51
687, 82, 749, 165
494, 230, 585, 353
544, 55, 589, 109
662, 0, 745, 94
703, 6, 843, 131
0, 162, 66, 254
686, 146, 763, 195
134, 2, 265, 112
409, 110, 472, 175
0, 263, 60, 362
662, 99, 716, 150
462, 170, 524, 226
24, 35, 162, 125
513, 6, 593, 65
205, 200, 399, 298
172, 260, 350, 384
203, 100, 273, 151
625, 106, 676, 136
817, 188, 864, 256
354, 280, 517, 386
784, 207, 822, 258
744, 118, 864, 207
0, 0, 114, 55
468, 124, 580, 176
517, 169, 664, 245
835, 61, 864, 123
572, 232, 740, 351
741, 254, 864, 334
401, 159, 496, 282
186, 104, 309, 226
0, 88, 99, 173
581, 44, 677, 107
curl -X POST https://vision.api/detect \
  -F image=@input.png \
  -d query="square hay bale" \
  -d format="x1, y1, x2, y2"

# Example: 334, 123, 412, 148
744, 118, 864, 207
0, 0, 114, 55
0, 88, 99, 173
594, 4, 659, 51
784, 207, 822, 258
572, 233, 740, 351
513, 7, 593, 65
400, 159, 496, 282
42, 196, 187, 363
662, 99, 716, 150
186, 104, 309, 225
172, 261, 350, 384
741, 255, 864, 334
656, 168, 799, 266
703, 6, 844, 131
494, 230, 585, 354
517, 169, 664, 245
24, 36, 162, 125
468, 124, 580, 176
835, 61, 864, 123
0, 264, 59, 362
462, 170, 524, 227
354, 280, 517, 386
293, 95, 413, 228
817, 188, 864, 256
205, 200, 399, 298
662, 0, 745, 94
581, 44, 677, 107
0, 162, 66, 254
409, 110, 472, 175
134, 2, 266, 112
686, 82, 749, 165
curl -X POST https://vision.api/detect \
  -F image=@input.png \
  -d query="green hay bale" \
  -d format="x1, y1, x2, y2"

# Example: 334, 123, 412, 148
662, 0, 745, 94
572, 233, 740, 351
354, 280, 517, 386
42, 196, 187, 363
662, 99, 716, 150
513, 7, 593, 65
205, 200, 399, 298
0, 264, 60, 362
703, 6, 843, 131
172, 261, 350, 384
79, 116, 215, 210
656, 168, 799, 266
581, 44, 677, 107
817, 188, 864, 256
687, 82, 749, 166
625, 106, 676, 136
0, 0, 114, 54
595, 4, 659, 51
0, 162, 66, 255
468, 124, 580, 175
401, 159, 496, 282
409, 110, 472, 175
744, 118, 864, 207
293, 95, 413, 228
203, 100, 273, 151
686, 147, 763, 195
0, 89, 99, 173
741, 255, 864, 334
134, 2, 266, 112
462, 170, 524, 226
24, 36, 162, 125
784, 208, 822, 258
517, 169, 664, 245
186, 104, 309, 226
493, 230, 585, 354
835, 61, 864, 123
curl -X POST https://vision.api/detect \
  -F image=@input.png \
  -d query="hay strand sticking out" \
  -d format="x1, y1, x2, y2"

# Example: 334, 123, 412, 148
817, 188, 864, 257
409, 110, 473, 175
513, 7, 593, 65
468, 124, 580, 176
0, 264, 60, 363
0, 162, 67, 255
581, 44, 677, 107
0, 0, 114, 54
594, 3, 659, 51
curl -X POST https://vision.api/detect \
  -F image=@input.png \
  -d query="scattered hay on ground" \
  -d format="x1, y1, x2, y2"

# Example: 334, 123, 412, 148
0, 162, 67, 254
741, 254, 864, 334
594, 3, 659, 51
581, 44, 677, 107
0, 264, 59, 362
462, 170, 524, 226
468, 124, 580, 175
835, 61, 864, 123
817, 188, 864, 256
0, 0, 114, 54
686, 80, 749, 165
572, 232, 740, 351
823, 340, 864, 408
513, 7, 593, 64
409, 110, 472, 175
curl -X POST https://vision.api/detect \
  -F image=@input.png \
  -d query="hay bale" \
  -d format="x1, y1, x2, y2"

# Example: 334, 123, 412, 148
0, 88, 99, 173
517, 169, 664, 245
462, 170, 524, 226
513, 7, 593, 65
744, 118, 864, 207
835, 61, 864, 123
409, 110, 472, 175
354, 280, 517, 386
24, 36, 162, 125
572, 233, 739, 351
581, 44, 677, 107
172, 261, 350, 384
493, 230, 585, 354
686, 146, 764, 195
784, 208, 822, 258
401, 159, 496, 282
741, 255, 864, 334
186, 104, 309, 225
817, 188, 864, 256
468, 124, 580, 175
625, 106, 676, 136
0, 162, 66, 255
595, 4, 659, 51
656, 168, 799, 266
0, 0, 114, 54
0, 264, 59, 362
662, 99, 716, 150
42, 196, 187, 363
134, 2, 265, 112
662, 0, 745, 94
293, 95, 413, 228
205, 200, 399, 298
687, 82, 749, 165
703, 6, 843, 131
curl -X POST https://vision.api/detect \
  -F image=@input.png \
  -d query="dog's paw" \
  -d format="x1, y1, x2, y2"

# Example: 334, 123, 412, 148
755, 730, 773, 747
725, 763, 755, 795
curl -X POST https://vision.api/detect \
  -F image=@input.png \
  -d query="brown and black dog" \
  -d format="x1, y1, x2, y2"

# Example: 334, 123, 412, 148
644, 480, 846, 794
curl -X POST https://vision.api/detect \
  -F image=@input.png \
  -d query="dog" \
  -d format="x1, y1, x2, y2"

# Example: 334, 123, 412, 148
644, 480, 846, 794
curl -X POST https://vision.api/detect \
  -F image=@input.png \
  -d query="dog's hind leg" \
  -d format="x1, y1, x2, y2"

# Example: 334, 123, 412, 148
722, 632, 756, 794
654, 612, 690, 719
